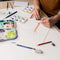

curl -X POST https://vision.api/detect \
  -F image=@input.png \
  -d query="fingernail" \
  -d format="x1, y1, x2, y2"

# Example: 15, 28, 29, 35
36, 19, 40, 20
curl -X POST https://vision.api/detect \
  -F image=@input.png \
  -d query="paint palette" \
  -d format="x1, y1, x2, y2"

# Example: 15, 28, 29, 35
0, 20, 17, 41
17, 16, 28, 23
11, 15, 28, 23
23, 6, 34, 13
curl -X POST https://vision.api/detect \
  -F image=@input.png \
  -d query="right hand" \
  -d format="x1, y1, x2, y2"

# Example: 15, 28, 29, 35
30, 8, 41, 20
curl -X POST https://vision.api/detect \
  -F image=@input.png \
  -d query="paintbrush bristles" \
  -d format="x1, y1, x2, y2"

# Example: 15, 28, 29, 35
35, 49, 43, 54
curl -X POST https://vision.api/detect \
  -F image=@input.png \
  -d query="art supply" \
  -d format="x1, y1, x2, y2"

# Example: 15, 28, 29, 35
37, 41, 56, 46
19, 16, 28, 23
34, 22, 40, 32
12, 42, 16, 44
7, 2, 13, 9
37, 41, 52, 46
51, 42, 56, 46
14, 1, 29, 7
4, 11, 17, 19
9, 2, 13, 9
0, 20, 17, 41
12, 43, 43, 54
7, 2, 9, 10
23, 6, 34, 13
12, 15, 28, 23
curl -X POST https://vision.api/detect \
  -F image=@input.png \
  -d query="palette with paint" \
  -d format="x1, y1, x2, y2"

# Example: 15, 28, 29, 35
11, 15, 28, 23
23, 6, 34, 13
0, 20, 17, 41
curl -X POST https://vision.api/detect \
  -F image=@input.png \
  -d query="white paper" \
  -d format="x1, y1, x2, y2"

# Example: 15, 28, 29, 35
0, 6, 60, 60
14, 1, 29, 7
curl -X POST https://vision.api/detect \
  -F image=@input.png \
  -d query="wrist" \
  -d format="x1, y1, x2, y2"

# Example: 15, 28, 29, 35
34, 7, 41, 10
58, 12, 60, 20
52, 14, 60, 22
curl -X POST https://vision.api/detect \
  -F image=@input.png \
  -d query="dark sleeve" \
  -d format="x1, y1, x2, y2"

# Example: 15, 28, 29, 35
55, 20, 60, 29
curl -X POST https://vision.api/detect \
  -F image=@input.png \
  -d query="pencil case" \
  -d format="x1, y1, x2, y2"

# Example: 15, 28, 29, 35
0, 20, 17, 41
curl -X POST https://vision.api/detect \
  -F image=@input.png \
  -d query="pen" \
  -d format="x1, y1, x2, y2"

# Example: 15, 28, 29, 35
4, 11, 17, 19
34, 22, 40, 32
37, 41, 52, 46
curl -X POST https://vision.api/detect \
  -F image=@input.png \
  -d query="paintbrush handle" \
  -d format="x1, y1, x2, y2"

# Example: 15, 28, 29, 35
37, 41, 52, 46
4, 11, 17, 19
17, 44, 35, 50
34, 23, 40, 32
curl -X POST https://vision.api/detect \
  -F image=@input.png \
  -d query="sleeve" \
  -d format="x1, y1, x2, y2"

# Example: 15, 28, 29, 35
55, 20, 60, 29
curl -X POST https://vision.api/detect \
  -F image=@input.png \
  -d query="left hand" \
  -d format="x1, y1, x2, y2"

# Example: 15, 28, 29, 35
40, 17, 58, 28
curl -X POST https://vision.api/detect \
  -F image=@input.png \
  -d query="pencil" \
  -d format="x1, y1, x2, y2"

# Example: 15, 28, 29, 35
37, 41, 52, 46
34, 22, 40, 32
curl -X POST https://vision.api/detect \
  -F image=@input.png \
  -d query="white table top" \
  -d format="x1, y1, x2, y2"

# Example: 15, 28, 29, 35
0, 6, 60, 60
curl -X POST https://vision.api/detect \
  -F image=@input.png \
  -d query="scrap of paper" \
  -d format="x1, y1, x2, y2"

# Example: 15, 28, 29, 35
14, 1, 29, 7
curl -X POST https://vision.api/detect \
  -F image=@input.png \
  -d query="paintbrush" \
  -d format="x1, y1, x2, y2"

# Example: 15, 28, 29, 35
12, 42, 43, 54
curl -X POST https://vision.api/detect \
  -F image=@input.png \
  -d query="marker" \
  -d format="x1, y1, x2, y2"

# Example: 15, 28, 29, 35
34, 22, 40, 32
37, 41, 52, 46
4, 11, 17, 19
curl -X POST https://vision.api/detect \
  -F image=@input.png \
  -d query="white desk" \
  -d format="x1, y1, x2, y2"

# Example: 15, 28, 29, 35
0, 6, 60, 60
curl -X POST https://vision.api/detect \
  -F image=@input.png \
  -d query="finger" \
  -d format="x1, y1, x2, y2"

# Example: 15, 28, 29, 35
36, 11, 41, 19
34, 12, 39, 20
35, 15, 38, 20
41, 19, 47, 24
30, 14, 33, 18
41, 17, 48, 21
40, 20, 45, 24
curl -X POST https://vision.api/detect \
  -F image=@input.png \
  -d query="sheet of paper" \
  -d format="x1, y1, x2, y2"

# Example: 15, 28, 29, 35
0, 6, 60, 48
17, 20, 50, 48
14, 1, 29, 7
0, 6, 60, 60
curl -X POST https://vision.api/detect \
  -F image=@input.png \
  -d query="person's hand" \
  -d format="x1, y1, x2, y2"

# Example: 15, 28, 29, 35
40, 17, 59, 28
30, 8, 41, 20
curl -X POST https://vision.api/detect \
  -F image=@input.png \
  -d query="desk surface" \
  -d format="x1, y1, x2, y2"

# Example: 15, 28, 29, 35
0, 1, 60, 60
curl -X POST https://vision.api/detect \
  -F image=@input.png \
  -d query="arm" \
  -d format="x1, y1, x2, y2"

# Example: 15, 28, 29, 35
41, 11, 60, 28
33, 0, 40, 10
55, 12, 60, 29
30, 0, 41, 20
52, 11, 60, 22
